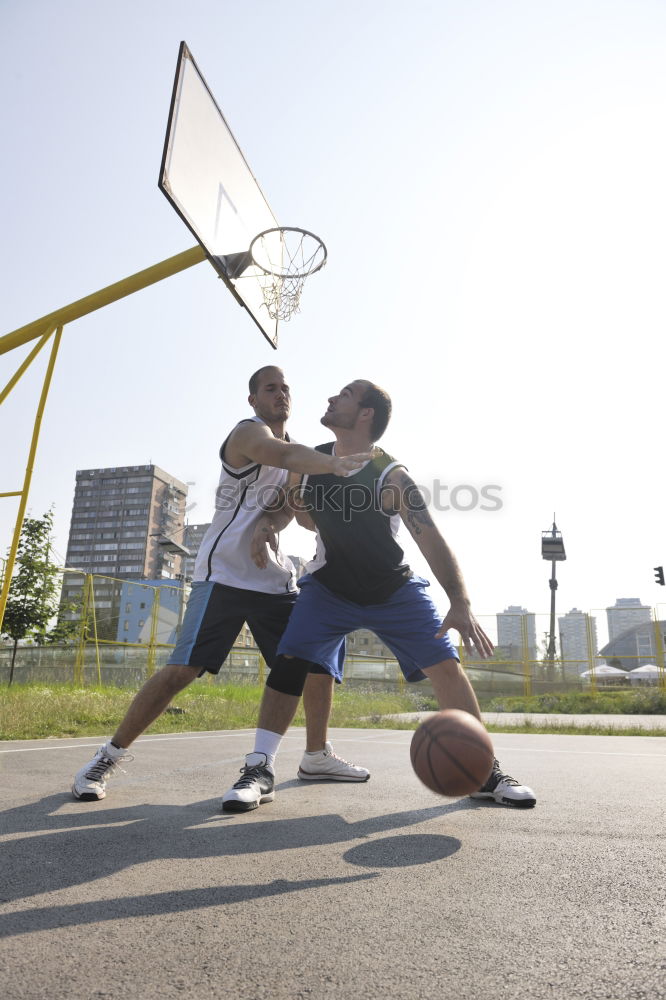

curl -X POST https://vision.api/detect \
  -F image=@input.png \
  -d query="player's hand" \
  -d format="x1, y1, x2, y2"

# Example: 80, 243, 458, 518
251, 519, 278, 569
331, 452, 373, 477
436, 603, 494, 660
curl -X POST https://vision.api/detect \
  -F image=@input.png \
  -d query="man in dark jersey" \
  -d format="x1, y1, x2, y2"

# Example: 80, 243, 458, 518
222, 379, 536, 812
71, 367, 371, 802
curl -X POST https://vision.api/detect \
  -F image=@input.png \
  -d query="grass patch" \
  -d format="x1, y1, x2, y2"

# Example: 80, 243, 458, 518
484, 722, 666, 736
0, 681, 419, 741
480, 688, 666, 716
1, 682, 664, 741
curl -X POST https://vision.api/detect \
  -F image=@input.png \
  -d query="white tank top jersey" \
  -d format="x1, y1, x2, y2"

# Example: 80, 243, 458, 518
193, 417, 297, 594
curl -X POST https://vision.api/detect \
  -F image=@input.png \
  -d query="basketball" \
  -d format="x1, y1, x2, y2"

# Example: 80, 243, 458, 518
410, 710, 494, 797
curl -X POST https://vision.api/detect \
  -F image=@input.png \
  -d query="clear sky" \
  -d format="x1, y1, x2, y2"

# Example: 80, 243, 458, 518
2, 0, 665, 647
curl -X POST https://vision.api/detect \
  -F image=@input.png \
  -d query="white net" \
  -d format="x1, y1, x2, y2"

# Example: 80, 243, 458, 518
250, 228, 327, 321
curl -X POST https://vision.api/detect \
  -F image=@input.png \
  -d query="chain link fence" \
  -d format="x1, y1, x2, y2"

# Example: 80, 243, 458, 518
1, 571, 665, 694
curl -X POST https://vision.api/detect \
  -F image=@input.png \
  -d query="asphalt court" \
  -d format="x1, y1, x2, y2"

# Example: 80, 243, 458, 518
1, 728, 665, 1000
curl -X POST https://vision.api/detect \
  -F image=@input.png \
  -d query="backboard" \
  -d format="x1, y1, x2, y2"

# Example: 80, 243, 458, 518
159, 42, 281, 348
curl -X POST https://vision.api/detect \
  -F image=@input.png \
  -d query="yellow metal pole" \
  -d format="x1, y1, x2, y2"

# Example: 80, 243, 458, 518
74, 575, 91, 686
89, 576, 101, 685
0, 328, 55, 404
0, 246, 206, 356
521, 614, 531, 697
652, 610, 666, 691
586, 613, 597, 695
146, 587, 160, 678
0, 326, 63, 634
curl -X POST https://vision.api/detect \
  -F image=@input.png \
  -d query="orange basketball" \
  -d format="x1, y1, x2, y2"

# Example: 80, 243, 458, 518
410, 709, 494, 797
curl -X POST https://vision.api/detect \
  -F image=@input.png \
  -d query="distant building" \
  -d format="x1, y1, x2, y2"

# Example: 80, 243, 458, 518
558, 608, 601, 674
115, 579, 257, 651
182, 523, 211, 581
496, 606, 538, 661
64, 464, 188, 579
116, 579, 187, 645
347, 629, 394, 658
61, 464, 188, 639
600, 620, 666, 671
606, 598, 652, 641
236, 622, 257, 650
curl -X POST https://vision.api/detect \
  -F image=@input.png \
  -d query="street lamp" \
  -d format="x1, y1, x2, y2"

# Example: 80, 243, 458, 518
541, 516, 566, 682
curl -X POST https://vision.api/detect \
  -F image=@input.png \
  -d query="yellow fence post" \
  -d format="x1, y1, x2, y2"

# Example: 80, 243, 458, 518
586, 613, 597, 694
521, 614, 531, 697
89, 575, 101, 685
74, 574, 91, 686
147, 587, 160, 677
652, 609, 665, 691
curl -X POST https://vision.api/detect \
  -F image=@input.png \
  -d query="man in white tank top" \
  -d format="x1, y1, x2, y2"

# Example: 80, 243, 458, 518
71, 366, 371, 802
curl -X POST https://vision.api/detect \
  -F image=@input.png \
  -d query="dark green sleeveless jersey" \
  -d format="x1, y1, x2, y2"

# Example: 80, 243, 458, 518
299, 443, 412, 605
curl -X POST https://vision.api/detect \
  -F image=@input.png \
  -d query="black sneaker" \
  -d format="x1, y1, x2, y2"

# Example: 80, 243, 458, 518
222, 753, 275, 813
470, 758, 536, 808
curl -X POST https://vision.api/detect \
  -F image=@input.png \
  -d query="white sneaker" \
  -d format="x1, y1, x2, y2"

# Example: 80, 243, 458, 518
298, 742, 370, 782
72, 743, 134, 801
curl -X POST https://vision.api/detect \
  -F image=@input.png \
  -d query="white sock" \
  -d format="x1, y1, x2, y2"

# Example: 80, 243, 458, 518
251, 728, 283, 770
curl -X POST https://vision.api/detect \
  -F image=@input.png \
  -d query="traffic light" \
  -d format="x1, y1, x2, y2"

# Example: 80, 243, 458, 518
655, 566, 665, 586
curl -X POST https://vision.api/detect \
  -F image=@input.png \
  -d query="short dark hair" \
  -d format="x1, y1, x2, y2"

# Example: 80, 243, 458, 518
358, 381, 392, 441
249, 366, 283, 396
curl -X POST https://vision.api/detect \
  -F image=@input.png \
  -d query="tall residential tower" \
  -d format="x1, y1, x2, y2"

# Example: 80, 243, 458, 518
61, 465, 188, 638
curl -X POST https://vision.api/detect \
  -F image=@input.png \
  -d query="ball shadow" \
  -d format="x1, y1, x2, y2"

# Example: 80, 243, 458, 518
343, 833, 461, 869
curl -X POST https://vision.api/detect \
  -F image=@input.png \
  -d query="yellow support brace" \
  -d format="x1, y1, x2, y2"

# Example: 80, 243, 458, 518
0, 329, 54, 404
0, 326, 63, 634
1, 246, 207, 636
0, 246, 206, 356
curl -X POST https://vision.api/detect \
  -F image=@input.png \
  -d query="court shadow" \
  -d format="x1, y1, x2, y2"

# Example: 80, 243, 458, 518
0, 793, 479, 910
0, 872, 381, 939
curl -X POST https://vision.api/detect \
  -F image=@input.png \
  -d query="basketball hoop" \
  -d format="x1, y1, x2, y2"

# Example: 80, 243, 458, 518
249, 227, 327, 321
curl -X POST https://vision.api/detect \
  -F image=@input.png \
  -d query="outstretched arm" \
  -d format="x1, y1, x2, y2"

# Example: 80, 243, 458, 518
231, 421, 370, 477
385, 468, 494, 659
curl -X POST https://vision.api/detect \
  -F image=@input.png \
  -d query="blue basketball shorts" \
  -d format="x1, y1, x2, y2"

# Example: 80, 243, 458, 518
276, 574, 460, 683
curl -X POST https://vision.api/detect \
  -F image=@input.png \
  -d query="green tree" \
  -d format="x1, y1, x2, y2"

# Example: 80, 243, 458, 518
2, 510, 76, 684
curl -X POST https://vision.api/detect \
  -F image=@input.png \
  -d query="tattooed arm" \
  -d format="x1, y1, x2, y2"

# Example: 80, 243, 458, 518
383, 467, 493, 658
